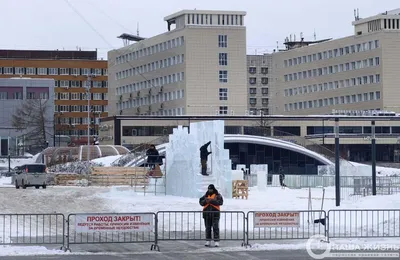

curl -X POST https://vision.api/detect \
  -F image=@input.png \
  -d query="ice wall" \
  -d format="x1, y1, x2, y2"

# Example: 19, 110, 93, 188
165, 121, 232, 198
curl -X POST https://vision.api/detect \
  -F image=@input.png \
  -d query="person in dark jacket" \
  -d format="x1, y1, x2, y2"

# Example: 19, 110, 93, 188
200, 141, 212, 175
199, 184, 223, 247
279, 166, 286, 188
146, 145, 159, 169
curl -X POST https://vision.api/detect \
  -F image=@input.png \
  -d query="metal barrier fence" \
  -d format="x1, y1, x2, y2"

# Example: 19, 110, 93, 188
156, 211, 246, 246
246, 210, 327, 246
65, 213, 158, 252
327, 209, 400, 241
0, 214, 64, 249
2, 209, 400, 251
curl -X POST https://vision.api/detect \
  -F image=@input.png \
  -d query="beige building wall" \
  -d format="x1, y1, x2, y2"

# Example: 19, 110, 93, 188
185, 27, 247, 115
271, 9, 400, 115
108, 10, 247, 117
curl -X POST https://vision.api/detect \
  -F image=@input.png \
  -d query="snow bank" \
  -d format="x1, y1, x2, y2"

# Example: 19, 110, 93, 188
91, 155, 122, 166
348, 161, 400, 176
0, 177, 12, 186
0, 246, 66, 256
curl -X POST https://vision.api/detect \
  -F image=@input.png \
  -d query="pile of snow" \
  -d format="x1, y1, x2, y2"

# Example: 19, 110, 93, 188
0, 246, 66, 256
0, 177, 12, 187
111, 153, 135, 167
91, 155, 122, 167
348, 161, 400, 176
48, 161, 103, 174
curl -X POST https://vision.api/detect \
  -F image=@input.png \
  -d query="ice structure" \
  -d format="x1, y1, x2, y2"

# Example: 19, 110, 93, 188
250, 164, 268, 191
165, 120, 232, 199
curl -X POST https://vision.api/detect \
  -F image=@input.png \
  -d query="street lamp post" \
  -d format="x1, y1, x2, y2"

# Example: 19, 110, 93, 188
335, 118, 340, 207
86, 75, 94, 162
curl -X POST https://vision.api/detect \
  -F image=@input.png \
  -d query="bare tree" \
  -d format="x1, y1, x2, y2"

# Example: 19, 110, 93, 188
12, 98, 53, 149
254, 110, 273, 136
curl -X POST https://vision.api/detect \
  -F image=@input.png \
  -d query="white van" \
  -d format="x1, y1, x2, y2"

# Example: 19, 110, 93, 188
15, 164, 47, 189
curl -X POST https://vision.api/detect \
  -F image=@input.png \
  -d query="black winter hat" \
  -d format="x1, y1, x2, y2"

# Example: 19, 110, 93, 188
208, 184, 215, 190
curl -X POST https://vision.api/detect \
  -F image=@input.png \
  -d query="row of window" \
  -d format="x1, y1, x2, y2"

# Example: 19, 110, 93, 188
307, 126, 400, 135
249, 77, 268, 85
117, 89, 185, 111
116, 72, 185, 95
0, 91, 49, 100
56, 80, 108, 88
284, 74, 381, 97
116, 54, 185, 80
248, 67, 269, 74
249, 88, 269, 95
0, 67, 107, 76
141, 107, 186, 116
116, 36, 185, 65
56, 105, 107, 113
57, 117, 100, 125
283, 40, 380, 68
186, 13, 244, 26
284, 91, 381, 112
284, 57, 380, 82
55, 93, 107, 101
249, 98, 269, 106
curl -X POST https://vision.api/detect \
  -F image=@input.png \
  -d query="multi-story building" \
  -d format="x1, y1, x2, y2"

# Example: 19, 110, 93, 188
108, 9, 247, 116
247, 54, 272, 114
271, 8, 400, 115
0, 49, 108, 145
0, 78, 55, 155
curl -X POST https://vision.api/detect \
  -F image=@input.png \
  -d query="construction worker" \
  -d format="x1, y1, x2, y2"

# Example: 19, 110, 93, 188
199, 184, 223, 247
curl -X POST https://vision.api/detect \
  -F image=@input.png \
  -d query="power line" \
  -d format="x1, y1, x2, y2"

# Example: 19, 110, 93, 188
63, 0, 155, 89
80, 0, 135, 35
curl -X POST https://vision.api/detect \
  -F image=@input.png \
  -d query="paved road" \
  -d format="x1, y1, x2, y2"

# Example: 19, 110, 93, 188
1, 250, 397, 260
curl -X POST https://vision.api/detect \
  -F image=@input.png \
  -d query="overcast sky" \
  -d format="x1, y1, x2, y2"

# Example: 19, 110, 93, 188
1, 0, 399, 59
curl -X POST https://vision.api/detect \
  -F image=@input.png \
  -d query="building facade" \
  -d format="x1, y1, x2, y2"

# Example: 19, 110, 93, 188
0, 78, 55, 155
0, 49, 108, 145
108, 10, 247, 116
98, 115, 400, 163
270, 9, 400, 115
247, 54, 271, 114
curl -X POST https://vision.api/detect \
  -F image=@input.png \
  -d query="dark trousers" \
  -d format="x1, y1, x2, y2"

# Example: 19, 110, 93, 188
204, 216, 220, 241
201, 160, 207, 175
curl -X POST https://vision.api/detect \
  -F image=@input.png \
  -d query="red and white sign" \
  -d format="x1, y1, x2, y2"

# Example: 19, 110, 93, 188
75, 214, 153, 233
253, 211, 300, 228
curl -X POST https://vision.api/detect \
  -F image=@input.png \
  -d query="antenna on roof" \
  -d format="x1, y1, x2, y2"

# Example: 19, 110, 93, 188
300, 32, 304, 41
137, 22, 140, 36
276, 41, 279, 50
313, 29, 316, 41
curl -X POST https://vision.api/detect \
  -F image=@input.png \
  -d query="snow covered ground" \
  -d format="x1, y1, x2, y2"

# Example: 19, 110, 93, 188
2, 153, 400, 256
0, 185, 399, 255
